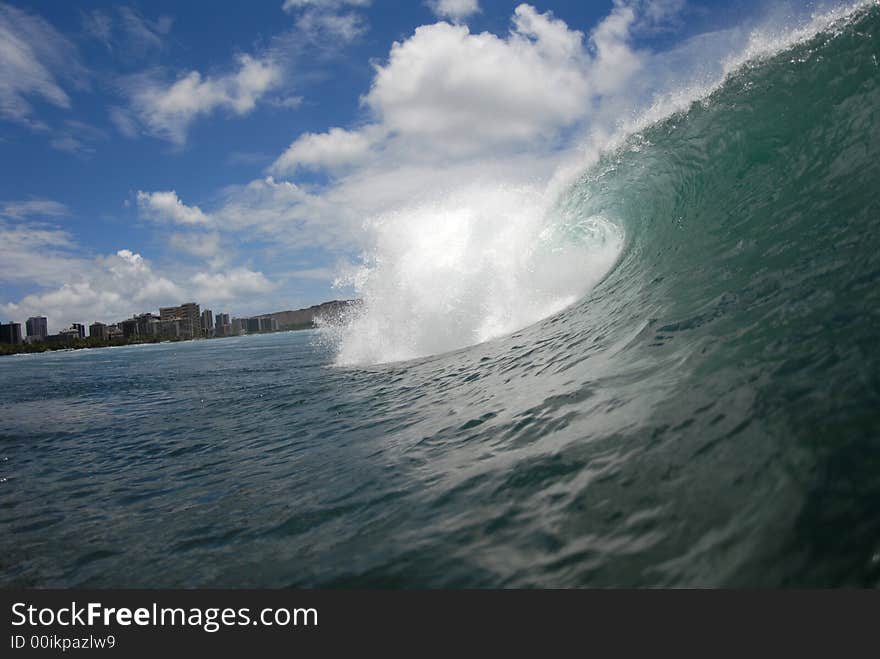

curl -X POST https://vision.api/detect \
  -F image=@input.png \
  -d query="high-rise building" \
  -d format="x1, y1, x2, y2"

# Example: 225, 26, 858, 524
57, 327, 81, 341
0, 322, 23, 345
120, 318, 139, 339
154, 319, 182, 338
159, 302, 200, 338
25, 316, 48, 341
90, 322, 108, 340
134, 313, 158, 337
71, 323, 86, 339
214, 313, 231, 336
201, 309, 213, 337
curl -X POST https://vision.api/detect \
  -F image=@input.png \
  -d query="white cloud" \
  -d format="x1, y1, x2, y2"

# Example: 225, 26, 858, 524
296, 10, 367, 41
121, 54, 282, 144
108, 105, 139, 138
587, 1, 642, 95
271, 126, 377, 174
0, 3, 86, 128
192, 268, 275, 302
169, 232, 222, 259
638, 0, 687, 30
1, 237, 277, 331
137, 190, 210, 225
360, 7, 593, 152
270, 2, 631, 175
0, 248, 184, 330
427, 0, 480, 23
216, 176, 360, 249
0, 220, 79, 287
1, 199, 69, 219
282, 0, 371, 43
136, 176, 361, 251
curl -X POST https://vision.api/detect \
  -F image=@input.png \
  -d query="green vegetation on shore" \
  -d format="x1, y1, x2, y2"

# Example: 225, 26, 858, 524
0, 336, 163, 356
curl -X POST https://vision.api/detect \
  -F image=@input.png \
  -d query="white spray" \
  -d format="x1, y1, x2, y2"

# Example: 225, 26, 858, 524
328, 182, 623, 366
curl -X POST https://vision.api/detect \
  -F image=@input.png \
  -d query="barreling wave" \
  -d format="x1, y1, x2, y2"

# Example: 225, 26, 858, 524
313, 3, 880, 586
326, 1, 879, 370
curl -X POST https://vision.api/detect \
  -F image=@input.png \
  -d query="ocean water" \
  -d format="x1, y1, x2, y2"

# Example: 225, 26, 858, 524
2, 5, 880, 588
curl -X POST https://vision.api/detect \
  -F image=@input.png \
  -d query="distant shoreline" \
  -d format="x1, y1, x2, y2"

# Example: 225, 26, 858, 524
1, 299, 359, 358
0, 324, 315, 357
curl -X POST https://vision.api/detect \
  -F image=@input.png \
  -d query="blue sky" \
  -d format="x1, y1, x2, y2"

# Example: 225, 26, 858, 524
0, 0, 826, 332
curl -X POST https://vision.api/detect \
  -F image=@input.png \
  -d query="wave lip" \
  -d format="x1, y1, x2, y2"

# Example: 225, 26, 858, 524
327, 184, 625, 366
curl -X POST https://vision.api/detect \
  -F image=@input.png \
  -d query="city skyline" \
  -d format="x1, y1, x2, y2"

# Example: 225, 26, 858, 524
1, 296, 355, 347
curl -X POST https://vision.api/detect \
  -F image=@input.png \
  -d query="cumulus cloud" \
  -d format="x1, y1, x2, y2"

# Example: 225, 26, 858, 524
1, 238, 277, 331
587, 1, 642, 95
137, 190, 210, 225
427, 0, 481, 22
120, 54, 282, 144
0, 3, 87, 128
0, 248, 184, 330
271, 126, 377, 174
267, 1, 644, 178
363, 6, 593, 152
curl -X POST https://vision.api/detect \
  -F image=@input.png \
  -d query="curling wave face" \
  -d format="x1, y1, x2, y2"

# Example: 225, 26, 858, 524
317, 4, 880, 586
